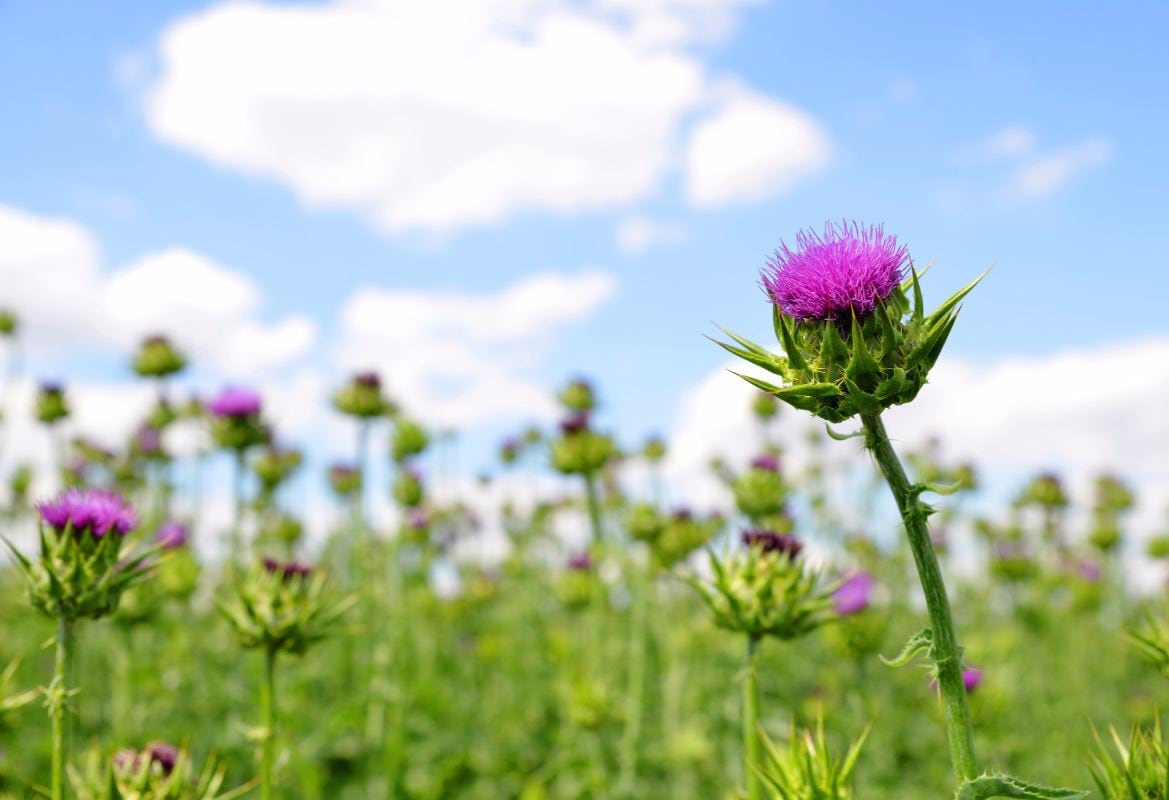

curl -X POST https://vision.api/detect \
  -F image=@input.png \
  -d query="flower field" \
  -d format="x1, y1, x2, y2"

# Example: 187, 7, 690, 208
0, 224, 1167, 800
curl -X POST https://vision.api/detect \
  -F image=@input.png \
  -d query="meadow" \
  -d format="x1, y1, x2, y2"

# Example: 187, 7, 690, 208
0, 227, 1167, 800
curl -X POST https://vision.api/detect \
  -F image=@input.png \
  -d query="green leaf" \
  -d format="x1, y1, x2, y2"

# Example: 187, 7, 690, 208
773, 306, 809, 372
956, 773, 1087, 800
881, 627, 933, 668
824, 424, 863, 442
711, 336, 786, 376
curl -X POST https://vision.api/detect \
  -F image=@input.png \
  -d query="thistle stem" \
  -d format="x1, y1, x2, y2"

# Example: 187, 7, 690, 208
617, 563, 647, 796
50, 617, 75, 800
860, 412, 977, 784
261, 646, 277, 800
583, 472, 604, 547
742, 635, 762, 800
232, 449, 247, 563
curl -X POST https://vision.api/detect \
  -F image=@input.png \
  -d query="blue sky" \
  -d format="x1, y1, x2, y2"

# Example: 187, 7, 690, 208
1, 0, 1167, 517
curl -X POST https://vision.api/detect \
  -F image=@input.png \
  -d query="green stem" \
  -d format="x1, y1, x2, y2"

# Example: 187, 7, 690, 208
742, 635, 761, 800
860, 412, 977, 784
616, 564, 647, 796
584, 472, 604, 547
51, 618, 75, 800
261, 647, 277, 800
232, 449, 247, 563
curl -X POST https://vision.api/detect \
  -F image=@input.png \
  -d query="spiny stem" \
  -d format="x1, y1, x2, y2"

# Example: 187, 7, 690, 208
50, 618, 74, 800
860, 412, 977, 783
742, 635, 762, 800
261, 647, 277, 800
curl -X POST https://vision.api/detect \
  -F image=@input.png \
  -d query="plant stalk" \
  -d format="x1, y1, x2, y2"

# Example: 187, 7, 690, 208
51, 617, 75, 800
861, 412, 977, 783
261, 646, 277, 800
742, 635, 762, 800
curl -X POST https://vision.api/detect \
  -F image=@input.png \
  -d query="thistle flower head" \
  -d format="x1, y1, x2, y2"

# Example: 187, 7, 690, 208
567, 552, 593, 571
762, 221, 908, 322
208, 386, 262, 419
155, 521, 188, 549
559, 411, 590, 435
833, 571, 875, 615
742, 529, 802, 560
37, 488, 137, 538
354, 370, 381, 389
750, 453, 780, 473
262, 556, 313, 581
962, 668, 984, 693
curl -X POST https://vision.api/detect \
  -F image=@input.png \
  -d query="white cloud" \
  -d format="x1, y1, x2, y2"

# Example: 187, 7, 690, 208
337, 270, 617, 427
1001, 137, 1111, 201
0, 205, 316, 375
983, 124, 1034, 158
684, 83, 831, 207
142, 0, 824, 234
615, 215, 685, 253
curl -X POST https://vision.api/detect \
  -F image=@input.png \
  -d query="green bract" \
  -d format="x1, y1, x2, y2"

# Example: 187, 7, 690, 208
688, 547, 835, 642
6, 525, 155, 622
218, 564, 354, 656
755, 717, 869, 800
550, 430, 617, 476
715, 270, 985, 423
69, 744, 252, 800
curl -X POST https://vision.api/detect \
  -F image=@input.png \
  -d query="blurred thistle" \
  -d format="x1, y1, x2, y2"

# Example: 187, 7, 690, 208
36, 381, 70, 426
392, 467, 425, 509
131, 334, 188, 380
1091, 719, 1169, 800
327, 462, 362, 500
219, 559, 353, 800
1089, 473, 1134, 553
754, 716, 869, 800
752, 391, 780, 422
69, 741, 252, 800
832, 571, 874, 616
390, 418, 429, 464
733, 454, 789, 524
333, 370, 394, 419
207, 387, 267, 453
551, 381, 619, 546
7, 489, 156, 800
642, 435, 667, 464
0, 308, 18, 337
252, 444, 304, 501
557, 377, 596, 413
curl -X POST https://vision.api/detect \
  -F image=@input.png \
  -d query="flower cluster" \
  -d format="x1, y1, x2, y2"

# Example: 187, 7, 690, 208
69, 741, 247, 800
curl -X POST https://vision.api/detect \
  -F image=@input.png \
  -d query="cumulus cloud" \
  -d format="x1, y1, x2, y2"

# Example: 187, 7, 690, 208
142, 0, 826, 234
336, 270, 617, 427
0, 204, 316, 375
684, 83, 831, 207
983, 124, 1034, 158
1000, 137, 1111, 201
615, 215, 685, 254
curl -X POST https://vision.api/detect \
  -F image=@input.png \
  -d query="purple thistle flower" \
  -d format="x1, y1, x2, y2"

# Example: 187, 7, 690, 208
208, 386, 262, 419
145, 741, 179, 774
36, 488, 137, 538
671, 507, 693, 521
407, 509, 430, 530
1077, 560, 1102, 582
741, 529, 803, 560
567, 552, 593, 571
135, 425, 162, 455
354, 371, 381, 388
750, 454, 780, 473
962, 668, 984, 693
262, 556, 312, 581
155, 521, 188, 549
762, 221, 908, 322
833, 571, 875, 615
559, 411, 590, 435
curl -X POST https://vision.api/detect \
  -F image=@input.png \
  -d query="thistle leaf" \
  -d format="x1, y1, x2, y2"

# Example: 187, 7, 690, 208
956, 773, 1087, 800
881, 627, 934, 668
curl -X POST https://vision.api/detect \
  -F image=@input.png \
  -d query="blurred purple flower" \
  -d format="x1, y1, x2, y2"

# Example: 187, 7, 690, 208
741, 529, 802, 560
750, 454, 780, 473
833, 571, 875, 615
354, 371, 381, 388
37, 488, 137, 538
567, 552, 593, 571
262, 556, 312, 581
155, 521, 188, 550
135, 425, 162, 455
963, 668, 984, 693
559, 411, 590, 435
208, 387, 262, 419
1077, 560, 1102, 582
408, 509, 430, 530
762, 221, 908, 322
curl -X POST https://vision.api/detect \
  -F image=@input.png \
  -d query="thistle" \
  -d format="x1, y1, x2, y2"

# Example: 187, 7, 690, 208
131, 334, 188, 380
219, 559, 353, 800
390, 418, 429, 464
1091, 719, 1169, 800
36, 381, 71, 426
688, 531, 837, 800
6, 489, 155, 800
550, 385, 618, 546
332, 371, 393, 420
755, 717, 869, 800
208, 387, 267, 559
715, 222, 1083, 798
69, 742, 252, 800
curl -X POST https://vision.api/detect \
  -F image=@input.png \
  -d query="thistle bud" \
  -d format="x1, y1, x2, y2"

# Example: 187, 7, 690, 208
390, 418, 429, 463
557, 378, 596, 413
327, 463, 362, 499
625, 503, 665, 543
731, 459, 787, 522
716, 221, 983, 423
252, 445, 304, 495
131, 334, 187, 379
0, 309, 18, 337
652, 509, 719, 569
333, 371, 392, 419
219, 560, 353, 655
550, 419, 617, 476
752, 391, 779, 421
71, 741, 244, 799
392, 468, 425, 509
35, 382, 70, 425
688, 532, 834, 641
642, 436, 667, 463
